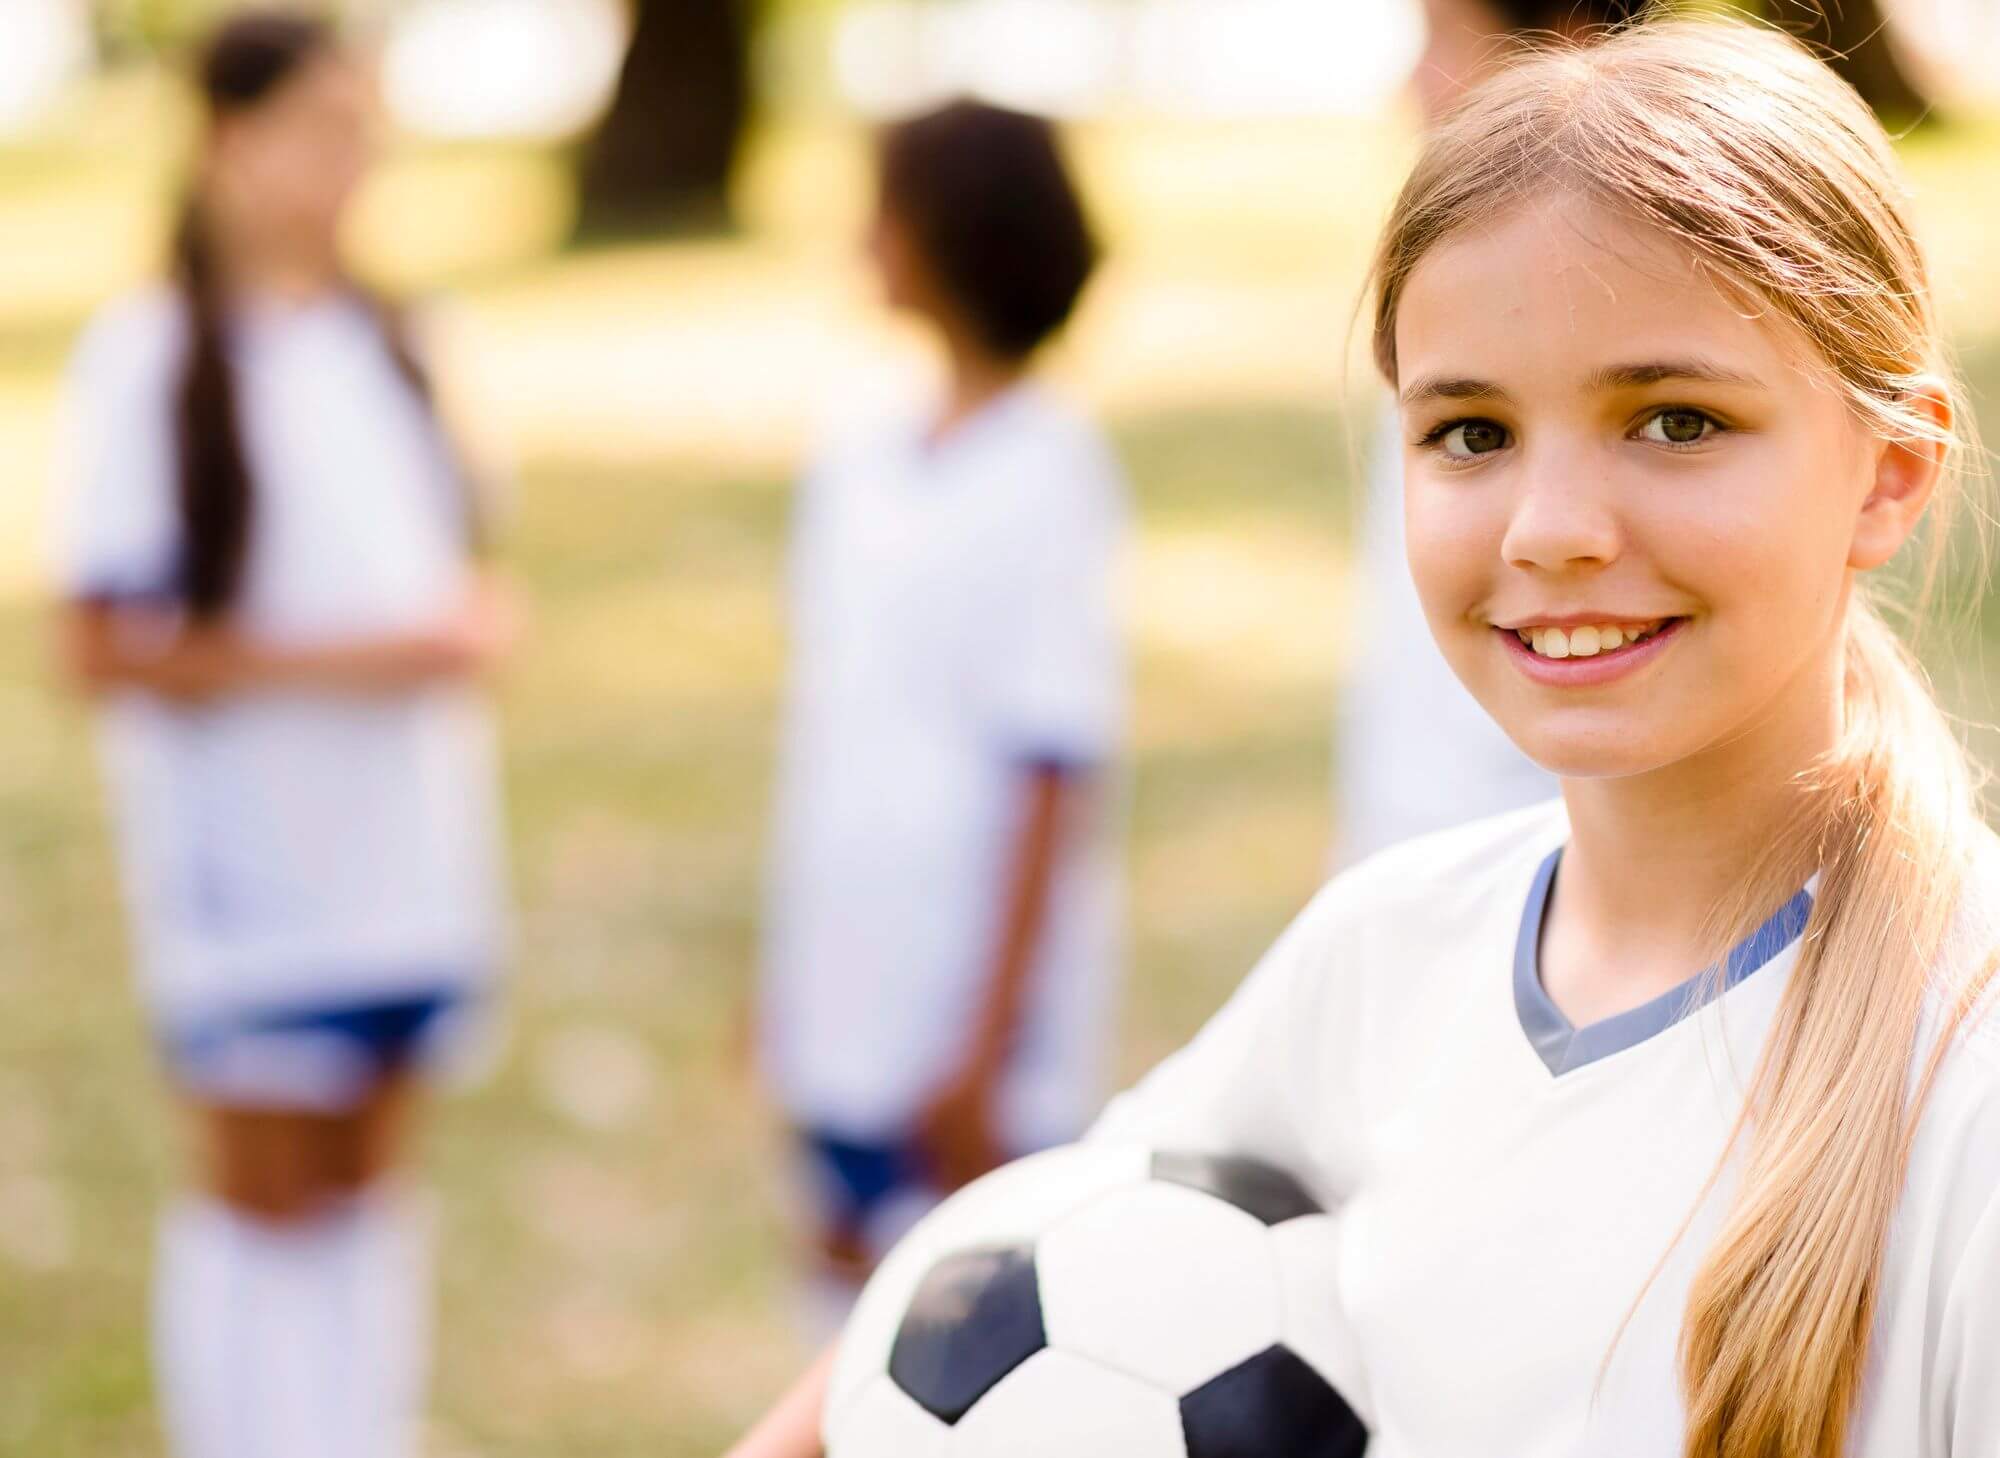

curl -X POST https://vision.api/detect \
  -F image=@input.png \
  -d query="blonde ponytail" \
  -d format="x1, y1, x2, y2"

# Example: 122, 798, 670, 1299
1366, 20, 1998, 1455
1678, 604, 1981, 1456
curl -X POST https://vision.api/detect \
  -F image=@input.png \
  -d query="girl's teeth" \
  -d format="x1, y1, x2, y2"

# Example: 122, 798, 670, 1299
1523, 621, 1663, 658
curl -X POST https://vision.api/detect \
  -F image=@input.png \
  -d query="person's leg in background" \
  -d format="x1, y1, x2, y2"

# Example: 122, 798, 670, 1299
789, 1132, 941, 1340
153, 1006, 445, 1458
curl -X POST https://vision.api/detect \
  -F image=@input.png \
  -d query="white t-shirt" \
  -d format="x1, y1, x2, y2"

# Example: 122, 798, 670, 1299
761, 384, 1128, 1150
1093, 801, 2000, 1456
54, 289, 507, 1025
1336, 408, 1553, 865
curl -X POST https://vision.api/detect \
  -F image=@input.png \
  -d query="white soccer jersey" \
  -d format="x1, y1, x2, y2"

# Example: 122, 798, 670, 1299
53, 290, 508, 1026
760, 383, 1128, 1151
1092, 802, 2000, 1456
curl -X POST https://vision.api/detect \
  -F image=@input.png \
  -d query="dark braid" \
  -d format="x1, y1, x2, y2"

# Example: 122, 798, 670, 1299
171, 194, 251, 617
173, 10, 479, 617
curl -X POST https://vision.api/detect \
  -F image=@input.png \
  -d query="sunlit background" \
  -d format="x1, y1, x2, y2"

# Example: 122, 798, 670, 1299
3, 2, 1999, 1454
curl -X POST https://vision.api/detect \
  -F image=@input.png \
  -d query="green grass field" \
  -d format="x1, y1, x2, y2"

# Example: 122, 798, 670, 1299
1, 86, 1998, 1456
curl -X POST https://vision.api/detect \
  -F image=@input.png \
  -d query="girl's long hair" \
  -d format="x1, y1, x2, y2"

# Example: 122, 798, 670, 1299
175, 11, 474, 618
1369, 20, 1994, 1456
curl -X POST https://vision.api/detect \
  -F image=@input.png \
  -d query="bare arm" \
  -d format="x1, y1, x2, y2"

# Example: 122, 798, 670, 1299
915, 762, 1085, 1188
722, 1348, 834, 1458
58, 576, 518, 703
976, 762, 1079, 1066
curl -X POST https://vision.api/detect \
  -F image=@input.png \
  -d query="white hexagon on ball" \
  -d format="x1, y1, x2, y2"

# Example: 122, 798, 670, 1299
1272, 1213, 1370, 1413
833, 1377, 952, 1458
1037, 1180, 1281, 1395
949, 1350, 1187, 1458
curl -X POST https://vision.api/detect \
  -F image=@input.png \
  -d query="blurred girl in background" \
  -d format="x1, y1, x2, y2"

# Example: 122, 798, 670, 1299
53, 13, 510, 1457
759, 100, 1129, 1325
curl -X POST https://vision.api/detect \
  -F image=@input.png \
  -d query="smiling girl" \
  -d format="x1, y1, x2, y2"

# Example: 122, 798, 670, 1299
727, 18, 2000, 1458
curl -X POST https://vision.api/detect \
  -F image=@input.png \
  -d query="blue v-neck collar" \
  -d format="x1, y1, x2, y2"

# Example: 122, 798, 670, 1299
1513, 848, 1813, 1077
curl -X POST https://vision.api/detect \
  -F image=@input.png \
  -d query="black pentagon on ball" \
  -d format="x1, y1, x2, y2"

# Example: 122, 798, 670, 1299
1181, 1344, 1369, 1458
1151, 1151, 1324, 1227
888, 1245, 1047, 1425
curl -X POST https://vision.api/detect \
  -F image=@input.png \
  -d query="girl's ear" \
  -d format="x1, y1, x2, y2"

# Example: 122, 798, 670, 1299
1849, 381, 1951, 571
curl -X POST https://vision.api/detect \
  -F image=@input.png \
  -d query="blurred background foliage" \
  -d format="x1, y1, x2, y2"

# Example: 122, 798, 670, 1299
66, 1, 1966, 229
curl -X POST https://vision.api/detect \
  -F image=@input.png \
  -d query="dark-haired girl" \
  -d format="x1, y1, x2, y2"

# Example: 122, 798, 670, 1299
759, 100, 1129, 1325
52, 15, 508, 1457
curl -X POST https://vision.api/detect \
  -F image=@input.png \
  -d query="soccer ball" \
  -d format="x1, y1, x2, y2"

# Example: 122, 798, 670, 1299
824, 1142, 1370, 1457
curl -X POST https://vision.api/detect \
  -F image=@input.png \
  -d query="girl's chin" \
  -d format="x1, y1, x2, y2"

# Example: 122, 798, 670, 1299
1454, 657, 1709, 782
1496, 720, 1686, 783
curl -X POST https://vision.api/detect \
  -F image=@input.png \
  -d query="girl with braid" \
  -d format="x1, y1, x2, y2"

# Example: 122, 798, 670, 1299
53, 14, 510, 1457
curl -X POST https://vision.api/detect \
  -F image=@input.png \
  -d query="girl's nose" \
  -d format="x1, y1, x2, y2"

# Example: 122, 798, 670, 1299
1500, 448, 1622, 574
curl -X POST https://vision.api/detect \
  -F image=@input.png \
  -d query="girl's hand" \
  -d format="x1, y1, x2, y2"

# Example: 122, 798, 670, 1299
913, 1052, 1007, 1192
415, 575, 523, 678
722, 1348, 835, 1458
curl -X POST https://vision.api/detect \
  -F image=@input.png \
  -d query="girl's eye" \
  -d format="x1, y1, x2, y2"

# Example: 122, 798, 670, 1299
1637, 408, 1719, 447
1430, 419, 1511, 460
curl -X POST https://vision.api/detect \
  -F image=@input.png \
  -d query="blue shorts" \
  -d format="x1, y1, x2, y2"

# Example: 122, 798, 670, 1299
795, 1128, 1056, 1259
801, 1132, 936, 1243
165, 988, 476, 1113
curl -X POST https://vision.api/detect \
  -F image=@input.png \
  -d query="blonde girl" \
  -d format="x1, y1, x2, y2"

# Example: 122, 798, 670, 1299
728, 18, 2000, 1458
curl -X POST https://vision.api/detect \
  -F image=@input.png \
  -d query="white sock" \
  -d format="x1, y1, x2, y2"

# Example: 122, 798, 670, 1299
154, 1187, 434, 1458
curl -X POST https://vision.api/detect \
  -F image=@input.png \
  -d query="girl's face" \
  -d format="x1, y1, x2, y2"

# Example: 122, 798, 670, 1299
1394, 194, 1937, 782
867, 197, 950, 330
206, 52, 376, 254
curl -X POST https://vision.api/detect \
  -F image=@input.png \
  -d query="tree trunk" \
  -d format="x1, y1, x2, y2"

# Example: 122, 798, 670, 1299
1768, 0, 1931, 123
573, 0, 754, 240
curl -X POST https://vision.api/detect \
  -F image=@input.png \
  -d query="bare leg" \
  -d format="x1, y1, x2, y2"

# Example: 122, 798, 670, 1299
155, 1075, 431, 1458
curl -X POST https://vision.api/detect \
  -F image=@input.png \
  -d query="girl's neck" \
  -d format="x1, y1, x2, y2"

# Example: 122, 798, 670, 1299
210, 221, 343, 309
926, 331, 1029, 448
1554, 634, 1846, 981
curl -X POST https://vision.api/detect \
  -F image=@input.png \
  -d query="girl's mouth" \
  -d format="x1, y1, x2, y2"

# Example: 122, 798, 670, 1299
1495, 616, 1690, 685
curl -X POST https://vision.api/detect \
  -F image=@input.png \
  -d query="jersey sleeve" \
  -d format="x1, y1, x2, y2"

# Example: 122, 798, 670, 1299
51, 303, 185, 603
978, 432, 1126, 767
1087, 877, 1361, 1201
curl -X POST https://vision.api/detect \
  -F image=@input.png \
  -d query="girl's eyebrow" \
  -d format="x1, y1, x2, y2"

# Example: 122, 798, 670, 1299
1399, 358, 1764, 410
1589, 358, 1764, 391
1398, 375, 1512, 409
